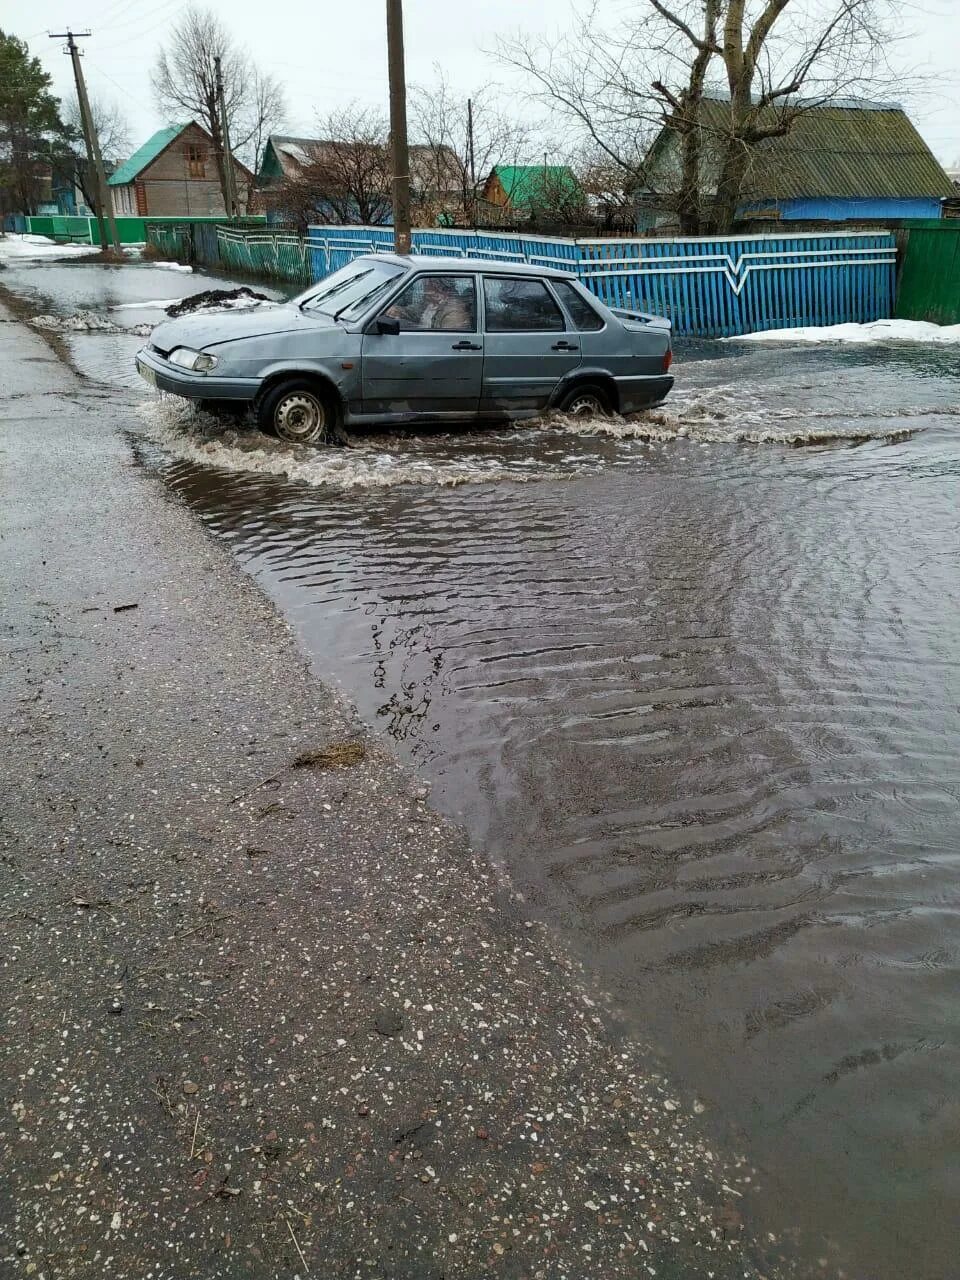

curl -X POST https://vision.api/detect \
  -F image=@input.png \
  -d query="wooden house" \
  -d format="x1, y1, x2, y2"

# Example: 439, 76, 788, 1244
108, 122, 253, 218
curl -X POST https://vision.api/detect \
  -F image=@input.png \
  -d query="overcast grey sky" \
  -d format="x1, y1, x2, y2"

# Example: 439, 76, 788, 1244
18, 0, 960, 166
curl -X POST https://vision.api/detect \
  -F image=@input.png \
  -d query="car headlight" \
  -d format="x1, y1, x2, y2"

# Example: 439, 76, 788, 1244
169, 347, 218, 372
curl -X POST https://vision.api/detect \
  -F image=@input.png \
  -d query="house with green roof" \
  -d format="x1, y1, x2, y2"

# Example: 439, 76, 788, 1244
482, 164, 585, 218
109, 121, 253, 218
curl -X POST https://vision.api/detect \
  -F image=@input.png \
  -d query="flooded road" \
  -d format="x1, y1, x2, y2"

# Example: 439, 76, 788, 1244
6, 257, 960, 1276
157, 354, 960, 1279
0, 257, 287, 387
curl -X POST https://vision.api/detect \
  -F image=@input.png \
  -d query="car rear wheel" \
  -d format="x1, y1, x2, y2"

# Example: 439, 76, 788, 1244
257, 378, 345, 446
557, 382, 613, 417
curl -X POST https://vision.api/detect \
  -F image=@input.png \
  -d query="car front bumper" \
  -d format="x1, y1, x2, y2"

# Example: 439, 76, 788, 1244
135, 346, 258, 401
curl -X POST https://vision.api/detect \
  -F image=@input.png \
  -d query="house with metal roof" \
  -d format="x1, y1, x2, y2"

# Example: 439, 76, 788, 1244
256, 134, 462, 224
482, 165, 584, 216
108, 122, 253, 218
257, 135, 320, 184
641, 97, 954, 227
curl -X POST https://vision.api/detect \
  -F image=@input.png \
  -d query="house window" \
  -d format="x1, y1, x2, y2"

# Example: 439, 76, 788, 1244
187, 144, 206, 178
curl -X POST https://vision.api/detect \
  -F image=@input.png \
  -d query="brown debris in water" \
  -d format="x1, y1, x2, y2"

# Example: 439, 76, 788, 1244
291, 741, 367, 770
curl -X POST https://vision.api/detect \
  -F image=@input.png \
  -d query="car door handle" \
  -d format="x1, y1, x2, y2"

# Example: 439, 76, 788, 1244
552, 340, 579, 351
451, 340, 481, 350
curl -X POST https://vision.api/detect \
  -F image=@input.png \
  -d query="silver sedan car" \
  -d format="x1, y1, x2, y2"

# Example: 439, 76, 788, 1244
136, 254, 674, 445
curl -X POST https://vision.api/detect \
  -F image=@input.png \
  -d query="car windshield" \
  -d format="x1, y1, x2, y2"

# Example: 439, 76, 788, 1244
293, 260, 406, 320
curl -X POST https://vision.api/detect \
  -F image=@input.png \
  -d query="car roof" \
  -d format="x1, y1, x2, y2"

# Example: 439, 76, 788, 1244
370, 252, 577, 280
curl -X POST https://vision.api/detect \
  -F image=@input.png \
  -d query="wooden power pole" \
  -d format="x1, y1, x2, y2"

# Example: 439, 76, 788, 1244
385, 0, 411, 254
466, 97, 476, 227
51, 30, 120, 252
213, 55, 238, 218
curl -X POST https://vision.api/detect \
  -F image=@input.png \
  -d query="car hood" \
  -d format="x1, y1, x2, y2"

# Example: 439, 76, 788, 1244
151, 304, 341, 353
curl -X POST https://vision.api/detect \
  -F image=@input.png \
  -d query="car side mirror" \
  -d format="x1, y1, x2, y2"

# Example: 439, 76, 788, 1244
375, 316, 400, 336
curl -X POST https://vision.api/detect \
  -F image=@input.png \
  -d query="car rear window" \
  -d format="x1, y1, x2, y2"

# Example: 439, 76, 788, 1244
483, 277, 564, 332
553, 280, 604, 331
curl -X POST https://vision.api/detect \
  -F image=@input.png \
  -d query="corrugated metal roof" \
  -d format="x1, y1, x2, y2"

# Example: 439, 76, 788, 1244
696, 100, 954, 200
108, 123, 190, 186
492, 165, 582, 209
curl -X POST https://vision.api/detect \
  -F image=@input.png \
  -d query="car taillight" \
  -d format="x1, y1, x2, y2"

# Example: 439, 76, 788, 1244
663, 348, 673, 372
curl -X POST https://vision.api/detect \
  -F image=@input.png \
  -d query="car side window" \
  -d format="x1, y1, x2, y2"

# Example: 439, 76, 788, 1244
382, 275, 477, 332
553, 281, 605, 331
483, 277, 565, 332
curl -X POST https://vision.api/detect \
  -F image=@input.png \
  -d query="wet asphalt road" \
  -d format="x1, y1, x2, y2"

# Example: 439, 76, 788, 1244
0, 301, 801, 1277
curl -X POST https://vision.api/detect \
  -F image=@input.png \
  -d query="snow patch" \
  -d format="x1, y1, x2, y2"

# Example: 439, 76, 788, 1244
735, 319, 960, 345
0, 233, 100, 260
151, 261, 194, 273
110, 299, 182, 312
29, 309, 152, 337
30, 310, 120, 333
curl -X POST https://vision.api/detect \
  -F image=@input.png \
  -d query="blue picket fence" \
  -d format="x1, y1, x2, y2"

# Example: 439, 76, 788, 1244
306, 224, 897, 338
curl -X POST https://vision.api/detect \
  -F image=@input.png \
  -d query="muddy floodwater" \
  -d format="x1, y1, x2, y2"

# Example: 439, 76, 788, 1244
159, 349, 960, 1279
6, 258, 960, 1277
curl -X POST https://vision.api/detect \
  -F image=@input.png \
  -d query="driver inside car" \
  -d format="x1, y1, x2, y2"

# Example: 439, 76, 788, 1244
385, 277, 472, 331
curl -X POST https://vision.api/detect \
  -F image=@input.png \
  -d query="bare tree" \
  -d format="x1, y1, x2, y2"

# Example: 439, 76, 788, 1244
410, 68, 537, 224
64, 95, 130, 212
267, 106, 391, 229
498, 0, 904, 234
151, 5, 285, 210
246, 68, 285, 179
313, 107, 391, 225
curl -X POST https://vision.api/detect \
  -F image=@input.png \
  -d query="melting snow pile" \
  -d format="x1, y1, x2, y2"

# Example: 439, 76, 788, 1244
736, 319, 960, 345
151, 261, 194, 273
29, 310, 152, 337
31, 310, 119, 333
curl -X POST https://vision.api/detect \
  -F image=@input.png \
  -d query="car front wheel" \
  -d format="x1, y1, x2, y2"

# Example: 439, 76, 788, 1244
257, 378, 345, 446
557, 382, 613, 417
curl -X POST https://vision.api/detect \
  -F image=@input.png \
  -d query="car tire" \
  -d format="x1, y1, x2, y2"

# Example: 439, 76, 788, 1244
257, 378, 345, 446
557, 382, 613, 417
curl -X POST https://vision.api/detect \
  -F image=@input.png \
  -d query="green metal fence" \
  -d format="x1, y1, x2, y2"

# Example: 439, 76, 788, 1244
146, 223, 192, 259
24, 213, 267, 246
896, 224, 960, 325
144, 221, 312, 284
214, 227, 312, 282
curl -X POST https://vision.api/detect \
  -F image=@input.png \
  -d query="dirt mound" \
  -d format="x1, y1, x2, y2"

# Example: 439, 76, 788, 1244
164, 287, 273, 318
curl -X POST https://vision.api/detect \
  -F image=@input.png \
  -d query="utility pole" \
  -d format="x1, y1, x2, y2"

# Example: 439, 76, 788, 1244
51, 30, 120, 252
213, 55, 238, 218
466, 97, 476, 228
385, 0, 411, 254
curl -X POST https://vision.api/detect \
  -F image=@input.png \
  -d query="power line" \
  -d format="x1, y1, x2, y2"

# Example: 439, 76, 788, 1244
86, 59, 154, 113
98, 0, 179, 38
95, 5, 185, 53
